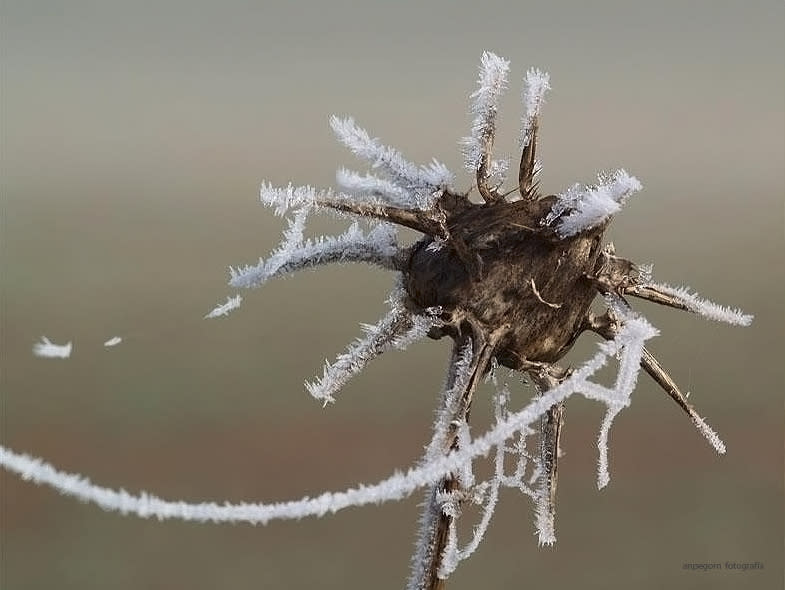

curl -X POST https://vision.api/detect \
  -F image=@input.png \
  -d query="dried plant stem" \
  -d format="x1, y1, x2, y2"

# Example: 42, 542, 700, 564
315, 198, 445, 237
411, 336, 494, 590
624, 284, 690, 310
519, 122, 538, 199
529, 368, 566, 542
541, 402, 564, 515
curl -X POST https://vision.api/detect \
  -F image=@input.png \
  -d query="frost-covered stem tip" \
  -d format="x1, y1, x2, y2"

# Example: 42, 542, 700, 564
625, 282, 753, 326
519, 68, 550, 199
640, 348, 726, 454
462, 51, 510, 203
536, 399, 564, 545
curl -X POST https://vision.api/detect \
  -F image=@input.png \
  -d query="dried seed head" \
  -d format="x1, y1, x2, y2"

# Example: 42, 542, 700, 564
404, 196, 605, 367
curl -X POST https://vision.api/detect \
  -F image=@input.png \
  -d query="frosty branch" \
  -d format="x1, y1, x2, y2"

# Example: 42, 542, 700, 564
1, 52, 752, 590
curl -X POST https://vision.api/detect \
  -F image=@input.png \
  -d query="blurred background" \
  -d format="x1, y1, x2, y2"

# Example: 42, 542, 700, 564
1, 1, 783, 588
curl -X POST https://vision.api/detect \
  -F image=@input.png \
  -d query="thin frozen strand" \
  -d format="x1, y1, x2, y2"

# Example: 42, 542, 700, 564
456, 421, 504, 559
103, 336, 123, 347
204, 295, 243, 319
440, 392, 508, 577
689, 415, 726, 454
501, 386, 535, 493
461, 51, 510, 172
550, 170, 643, 237
0, 318, 657, 527
494, 385, 549, 541
330, 116, 454, 192
594, 309, 651, 488
520, 68, 550, 148
640, 282, 753, 326
0, 342, 619, 524
32, 337, 72, 359
229, 223, 400, 288
610, 315, 651, 403
502, 434, 535, 497
596, 404, 623, 490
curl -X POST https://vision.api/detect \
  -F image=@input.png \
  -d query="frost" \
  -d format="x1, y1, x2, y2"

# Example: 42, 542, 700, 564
330, 115, 454, 193
336, 168, 415, 208
32, 336, 72, 359
547, 169, 643, 237
0, 314, 659, 527
635, 282, 753, 326
259, 182, 325, 216
689, 414, 727, 454
520, 68, 550, 148
204, 295, 243, 319
305, 286, 436, 405
461, 51, 510, 173
229, 221, 400, 289
422, 340, 476, 463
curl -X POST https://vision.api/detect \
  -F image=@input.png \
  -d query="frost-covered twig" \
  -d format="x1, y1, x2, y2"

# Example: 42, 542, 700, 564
520, 68, 550, 149
330, 116, 454, 196
259, 182, 443, 235
306, 288, 435, 405
640, 348, 726, 454
519, 68, 550, 199
625, 282, 753, 326
230, 222, 401, 288
461, 51, 510, 202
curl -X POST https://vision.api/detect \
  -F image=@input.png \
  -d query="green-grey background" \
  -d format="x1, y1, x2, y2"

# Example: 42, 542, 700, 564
1, 1, 783, 588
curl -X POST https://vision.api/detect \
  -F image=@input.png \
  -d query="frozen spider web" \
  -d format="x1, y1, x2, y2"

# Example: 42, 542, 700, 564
1, 309, 659, 533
